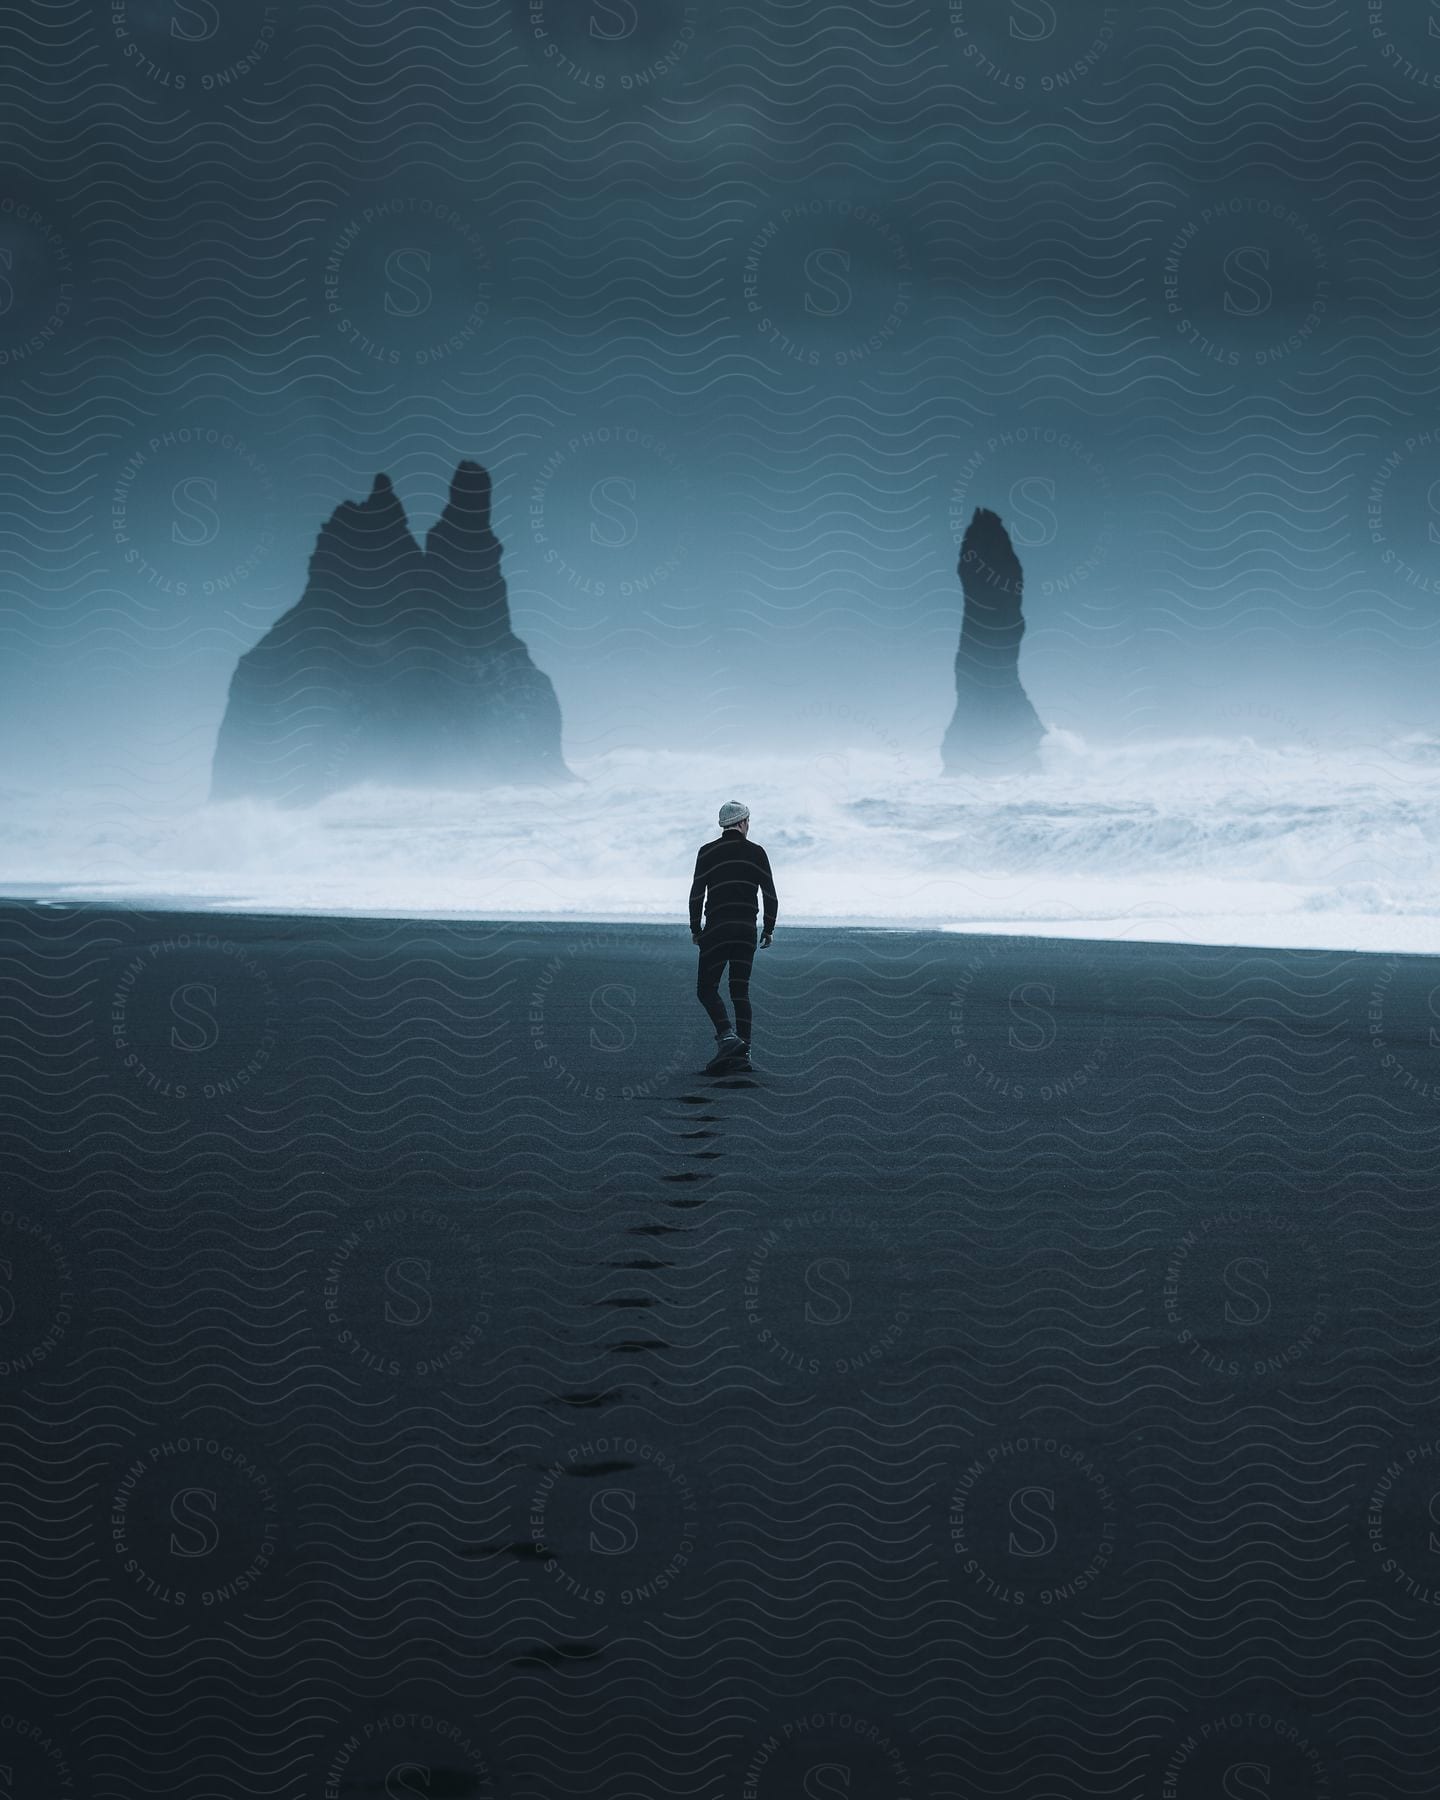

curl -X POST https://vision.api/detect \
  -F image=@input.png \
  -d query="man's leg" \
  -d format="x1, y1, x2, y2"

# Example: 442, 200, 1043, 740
696, 931, 734, 1037
727, 934, 757, 1044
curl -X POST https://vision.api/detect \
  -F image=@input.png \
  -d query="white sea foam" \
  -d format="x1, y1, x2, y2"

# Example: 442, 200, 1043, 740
1, 733, 1437, 954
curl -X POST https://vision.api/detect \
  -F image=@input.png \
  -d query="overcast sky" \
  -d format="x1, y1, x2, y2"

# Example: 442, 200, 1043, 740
1, 0, 1438, 795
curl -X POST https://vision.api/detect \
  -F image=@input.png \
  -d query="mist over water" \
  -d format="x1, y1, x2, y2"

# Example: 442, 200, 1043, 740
5, 732, 1438, 953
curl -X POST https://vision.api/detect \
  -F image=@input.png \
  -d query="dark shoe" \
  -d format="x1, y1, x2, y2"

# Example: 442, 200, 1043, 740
705, 1031, 743, 1073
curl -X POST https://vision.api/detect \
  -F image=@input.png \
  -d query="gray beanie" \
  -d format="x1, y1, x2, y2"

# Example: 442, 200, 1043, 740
717, 800, 750, 829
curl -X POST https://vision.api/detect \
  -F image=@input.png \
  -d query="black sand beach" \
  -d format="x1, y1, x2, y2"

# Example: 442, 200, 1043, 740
3, 901, 1439, 1797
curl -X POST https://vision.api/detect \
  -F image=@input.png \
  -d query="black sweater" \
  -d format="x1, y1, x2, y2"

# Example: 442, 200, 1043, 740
688, 832, 779, 934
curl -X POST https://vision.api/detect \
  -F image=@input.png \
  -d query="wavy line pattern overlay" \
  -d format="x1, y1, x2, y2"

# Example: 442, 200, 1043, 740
3, 3, 1440, 1797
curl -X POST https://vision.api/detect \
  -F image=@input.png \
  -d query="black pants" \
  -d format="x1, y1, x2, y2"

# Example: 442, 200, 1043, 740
696, 924, 757, 1041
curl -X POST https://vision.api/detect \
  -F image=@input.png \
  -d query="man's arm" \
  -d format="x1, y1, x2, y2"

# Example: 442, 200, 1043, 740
757, 847, 778, 940
688, 850, 706, 937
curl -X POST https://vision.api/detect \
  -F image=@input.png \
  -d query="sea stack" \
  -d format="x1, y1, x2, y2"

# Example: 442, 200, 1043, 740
210, 461, 571, 804
940, 506, 1045, 776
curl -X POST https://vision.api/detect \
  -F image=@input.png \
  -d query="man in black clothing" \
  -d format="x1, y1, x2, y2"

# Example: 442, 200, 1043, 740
689, 799, 778, 1072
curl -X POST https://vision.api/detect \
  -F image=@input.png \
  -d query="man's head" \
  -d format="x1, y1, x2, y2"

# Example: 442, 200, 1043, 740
718, 799, 750, 837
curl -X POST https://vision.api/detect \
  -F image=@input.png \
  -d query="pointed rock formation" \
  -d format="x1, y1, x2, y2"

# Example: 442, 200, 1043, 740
941, 507, 1045, 777
211, 462, 571, 804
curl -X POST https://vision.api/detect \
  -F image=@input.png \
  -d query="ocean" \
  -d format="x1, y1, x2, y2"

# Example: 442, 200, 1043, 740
3, 731, 1438, 954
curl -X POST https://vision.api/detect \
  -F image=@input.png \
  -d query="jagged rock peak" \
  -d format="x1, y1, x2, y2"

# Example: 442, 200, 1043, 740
210, 459, 571, 804
345, 471, 406, 521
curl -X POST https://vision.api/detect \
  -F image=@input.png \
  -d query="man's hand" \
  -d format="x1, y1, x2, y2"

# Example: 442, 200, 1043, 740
759, 933, 773, 950
691, 932, 701, 946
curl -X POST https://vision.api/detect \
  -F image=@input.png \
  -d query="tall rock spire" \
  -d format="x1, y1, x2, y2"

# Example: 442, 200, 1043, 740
210, 462, 571, 804
941, 507, 1045, 776
422, 460, 510, 653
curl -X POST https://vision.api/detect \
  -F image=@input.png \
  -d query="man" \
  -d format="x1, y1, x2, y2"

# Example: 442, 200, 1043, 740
689, 800, 778, 1074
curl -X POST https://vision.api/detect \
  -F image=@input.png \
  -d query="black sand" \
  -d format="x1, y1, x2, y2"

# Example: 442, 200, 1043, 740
2, 902, 1438, 1798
